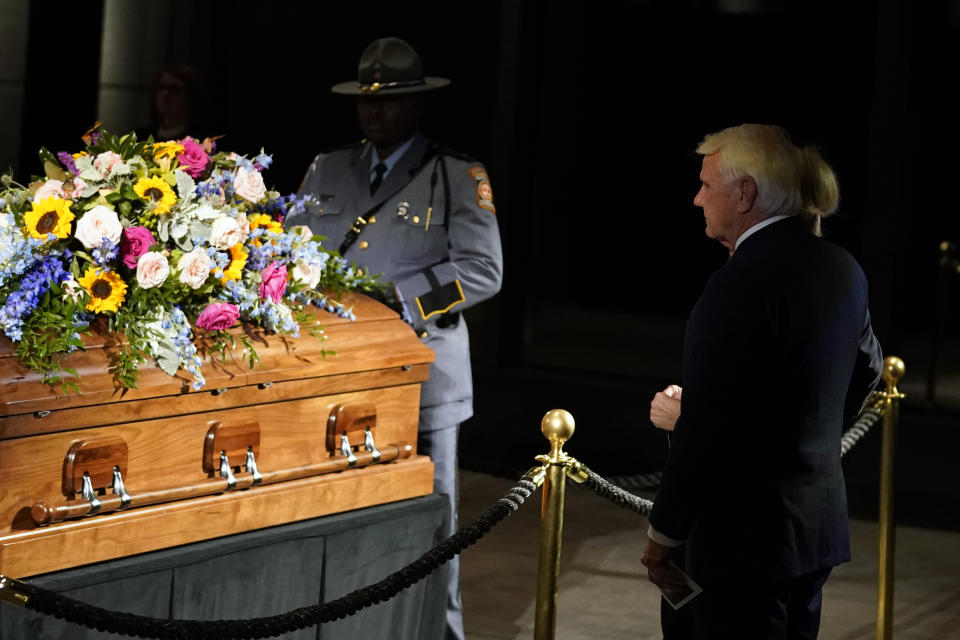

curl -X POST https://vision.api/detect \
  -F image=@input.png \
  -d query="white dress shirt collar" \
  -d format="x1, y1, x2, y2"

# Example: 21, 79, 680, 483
734, 214, 794, 252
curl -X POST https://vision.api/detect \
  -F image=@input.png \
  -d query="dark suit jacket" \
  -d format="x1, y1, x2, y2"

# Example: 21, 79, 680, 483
649, 216, 883, 583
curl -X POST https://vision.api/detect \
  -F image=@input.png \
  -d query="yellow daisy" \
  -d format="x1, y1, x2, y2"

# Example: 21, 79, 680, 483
220, 243, 249, 284
152, 141, 185, 160
133, 176, 177, 215
78, 267, 127, 314
24, 197, 75, 241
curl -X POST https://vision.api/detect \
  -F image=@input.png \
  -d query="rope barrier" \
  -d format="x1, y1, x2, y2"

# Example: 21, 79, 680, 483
0, 470, 544, 640
0, 392, 892, 639
578, 395, 887, 513
841, 402, 884, 456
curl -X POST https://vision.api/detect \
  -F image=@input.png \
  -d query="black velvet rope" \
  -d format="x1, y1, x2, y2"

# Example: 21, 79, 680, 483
10, 477, 541, 640
580, 398, 887, 514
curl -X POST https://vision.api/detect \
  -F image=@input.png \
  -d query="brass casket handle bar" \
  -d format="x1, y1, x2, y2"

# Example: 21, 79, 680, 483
30, 442, 413, 526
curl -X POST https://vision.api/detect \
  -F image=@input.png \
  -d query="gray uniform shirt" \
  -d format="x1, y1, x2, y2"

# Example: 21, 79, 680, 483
287, 133, 503, 430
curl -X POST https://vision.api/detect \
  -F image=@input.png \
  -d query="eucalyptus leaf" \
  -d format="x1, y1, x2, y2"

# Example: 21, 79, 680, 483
156, 343, 180, 376
190, 220, 212, 241
175, 170, 195, 203
193, 203, 219, 221
78, 168, 101, 182
79, 184, 99, 198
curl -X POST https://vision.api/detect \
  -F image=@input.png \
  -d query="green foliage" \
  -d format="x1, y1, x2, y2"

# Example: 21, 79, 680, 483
14, 287, 88, 393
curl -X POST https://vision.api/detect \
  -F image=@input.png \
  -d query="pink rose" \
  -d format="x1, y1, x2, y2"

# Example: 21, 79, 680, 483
93, 151, 123, 178
120, 226, 157, 269
177, 137, 210, 178
135, 252, 170, 288
34, 180, 64, 200
259, 261, 287, 303
233, 166, 266, 203
196, 302, 240, 331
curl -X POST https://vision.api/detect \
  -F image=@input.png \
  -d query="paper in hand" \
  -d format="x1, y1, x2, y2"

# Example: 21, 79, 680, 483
659, 560, 703, 610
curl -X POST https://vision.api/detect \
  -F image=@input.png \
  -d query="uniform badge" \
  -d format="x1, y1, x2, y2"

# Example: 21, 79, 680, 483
468, 167, 495, 214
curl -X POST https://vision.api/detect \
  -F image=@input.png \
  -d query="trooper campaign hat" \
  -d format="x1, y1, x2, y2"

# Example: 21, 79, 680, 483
331, 37, 451, 95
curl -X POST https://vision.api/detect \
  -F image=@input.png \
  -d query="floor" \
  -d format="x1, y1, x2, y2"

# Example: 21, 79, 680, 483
457, 469, 960, 640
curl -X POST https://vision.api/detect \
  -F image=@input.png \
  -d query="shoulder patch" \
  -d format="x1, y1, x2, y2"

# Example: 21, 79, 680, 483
468, 167, 495, 214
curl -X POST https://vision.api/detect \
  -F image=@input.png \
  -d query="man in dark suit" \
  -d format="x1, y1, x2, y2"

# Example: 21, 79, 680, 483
641, 124, 883, 639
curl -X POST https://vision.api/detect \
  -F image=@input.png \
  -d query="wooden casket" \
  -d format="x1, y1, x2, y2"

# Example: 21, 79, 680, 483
0, 293, 435, 579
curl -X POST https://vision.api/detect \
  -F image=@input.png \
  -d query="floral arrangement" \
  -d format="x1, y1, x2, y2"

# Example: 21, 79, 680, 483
0, 128, 380, 392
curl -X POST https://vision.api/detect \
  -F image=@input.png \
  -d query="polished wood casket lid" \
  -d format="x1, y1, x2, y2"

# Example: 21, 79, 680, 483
0, 292, 435, 438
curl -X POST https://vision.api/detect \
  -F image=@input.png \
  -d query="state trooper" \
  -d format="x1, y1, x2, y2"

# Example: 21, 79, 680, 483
286, 36, 503, 640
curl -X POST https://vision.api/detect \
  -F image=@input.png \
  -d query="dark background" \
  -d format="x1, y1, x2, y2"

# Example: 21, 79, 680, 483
10, 0, 960, 529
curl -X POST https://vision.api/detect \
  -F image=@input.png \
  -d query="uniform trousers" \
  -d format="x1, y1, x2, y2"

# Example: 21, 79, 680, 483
418, 424, 464, 640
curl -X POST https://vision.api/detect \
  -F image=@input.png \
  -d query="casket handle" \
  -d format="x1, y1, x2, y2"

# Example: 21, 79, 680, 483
326, 402, 377, 454
203, 421, 260, 474
30, 442, 412, 526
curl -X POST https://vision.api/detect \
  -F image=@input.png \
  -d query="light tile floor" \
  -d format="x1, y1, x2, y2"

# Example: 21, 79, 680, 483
458, 470, 960, 640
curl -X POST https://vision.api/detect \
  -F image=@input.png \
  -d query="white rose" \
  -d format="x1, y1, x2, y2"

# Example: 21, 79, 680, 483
233, 167, 266, 203
34, 180, 64, 201
292, 260, 323, 289
94, 151, 123, 178
75, 205, 123, 249
209, 216, 245, 250
177, 246, 213, 289
136, 252, 170, 289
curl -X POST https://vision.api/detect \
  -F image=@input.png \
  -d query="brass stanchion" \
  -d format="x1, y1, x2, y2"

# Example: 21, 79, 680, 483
877, 356, 905, 640
533, 409, 575, 640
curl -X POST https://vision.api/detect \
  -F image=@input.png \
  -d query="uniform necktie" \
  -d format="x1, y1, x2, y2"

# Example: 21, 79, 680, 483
369, 162, 387, 195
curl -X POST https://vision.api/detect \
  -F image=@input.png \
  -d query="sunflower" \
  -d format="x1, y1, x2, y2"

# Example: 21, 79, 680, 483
220, 243, 249, 284
133, 176, 177, 215
152, 141, 185, 160
247, 213, 283, 248
78, 267, 127, 313
24, 197, 75, 241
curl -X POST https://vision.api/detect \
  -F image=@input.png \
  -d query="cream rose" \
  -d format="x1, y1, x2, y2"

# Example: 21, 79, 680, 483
233, 167, 266, 203
291, 225, 314, 242
209, 216, 246, 250
136, 252, 170, 289
291, 260, 323, 289
177, 246, 213, 289
75, 205, 123, 249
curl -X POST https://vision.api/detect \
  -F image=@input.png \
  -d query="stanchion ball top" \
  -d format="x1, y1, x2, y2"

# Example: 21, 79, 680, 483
882, 356, 905, 386
541, 409, 575, 443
